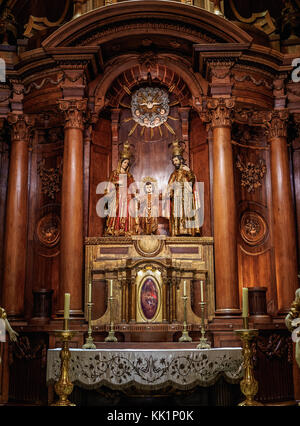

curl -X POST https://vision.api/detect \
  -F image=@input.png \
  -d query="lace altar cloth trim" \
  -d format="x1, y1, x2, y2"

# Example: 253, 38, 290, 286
47, 348, 243, 391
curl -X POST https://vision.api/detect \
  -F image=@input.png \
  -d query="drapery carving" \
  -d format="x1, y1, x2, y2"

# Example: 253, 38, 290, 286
58, 99, 87, 131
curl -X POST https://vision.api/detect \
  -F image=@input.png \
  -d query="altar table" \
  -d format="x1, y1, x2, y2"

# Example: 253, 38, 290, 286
47, 347, 243, 392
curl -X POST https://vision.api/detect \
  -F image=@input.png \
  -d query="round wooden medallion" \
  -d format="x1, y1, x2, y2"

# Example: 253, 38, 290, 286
37, 213, 61, 247
240, 211, 268, 246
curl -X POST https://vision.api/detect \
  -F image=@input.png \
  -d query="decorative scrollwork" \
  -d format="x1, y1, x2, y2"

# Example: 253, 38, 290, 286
58, 99, 87, 130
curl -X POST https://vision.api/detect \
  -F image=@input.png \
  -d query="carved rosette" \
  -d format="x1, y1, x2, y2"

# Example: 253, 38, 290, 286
240, 212, 268, 246
263, 109, 289, 139
58, 99, 87, 131
202, 97, 235, 129
36, 213, 61, 247
7, 114, 34, 142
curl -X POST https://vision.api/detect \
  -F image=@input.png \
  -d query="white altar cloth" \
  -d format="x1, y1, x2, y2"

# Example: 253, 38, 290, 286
46, 348, 243, 391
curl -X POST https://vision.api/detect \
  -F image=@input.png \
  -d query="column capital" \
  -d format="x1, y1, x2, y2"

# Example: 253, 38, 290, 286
201, 97, 235, 129
7, 114, 34, 142
263, 109, 289, 139
58, 98, 87, 131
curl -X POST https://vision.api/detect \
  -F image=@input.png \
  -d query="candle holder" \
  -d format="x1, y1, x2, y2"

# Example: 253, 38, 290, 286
179, 295, 192, 342
83, 302, 96, 349
52, 320, 77, 406
105, 296, 118, 342
235, 327, 263, 406
196, 301, 211, 349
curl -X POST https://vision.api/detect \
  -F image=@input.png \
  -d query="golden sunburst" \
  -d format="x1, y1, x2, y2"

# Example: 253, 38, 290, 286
127, 116, 177, 139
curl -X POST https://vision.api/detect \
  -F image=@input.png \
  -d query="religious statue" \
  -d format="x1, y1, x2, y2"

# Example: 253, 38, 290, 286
0, 306, 18, 364
285, 288, 300, 369
167, 140, 202, 236
104, 141, 139, 236
139, 177, 159, 235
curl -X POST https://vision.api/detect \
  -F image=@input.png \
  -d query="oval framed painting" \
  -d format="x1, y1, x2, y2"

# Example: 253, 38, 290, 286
138, 276, 161, 322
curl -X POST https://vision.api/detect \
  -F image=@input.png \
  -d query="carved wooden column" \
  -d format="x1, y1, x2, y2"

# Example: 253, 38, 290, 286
130, 278, 137, 323
2, 114, 33, 317
265, 110, 298, 314
204, 98, 240, 315
58, 99, 87, 317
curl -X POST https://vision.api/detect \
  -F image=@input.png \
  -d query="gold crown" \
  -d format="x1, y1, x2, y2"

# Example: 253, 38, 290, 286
120, 140, 131, 160
142, 176, 157, 184
172, 139, 183, 158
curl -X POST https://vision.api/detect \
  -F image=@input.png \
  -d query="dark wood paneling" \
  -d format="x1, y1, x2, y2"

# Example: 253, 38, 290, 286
190, 114, 211, 236
88, 118, 111, 236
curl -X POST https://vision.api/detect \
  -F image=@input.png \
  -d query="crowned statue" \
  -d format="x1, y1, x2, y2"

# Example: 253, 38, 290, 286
139, 177, 159, 235
104, 141, 139, 236
167, 139, 202, 236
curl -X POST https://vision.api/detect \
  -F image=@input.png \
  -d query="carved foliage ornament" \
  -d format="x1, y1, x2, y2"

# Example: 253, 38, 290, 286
7, 114, 34, 142
236, 155, 267, 193
202, 98, 235, 128
234, 109, 289, 139
38, 158, 62, 200
263, 110, 289, 139
58, 99, 87, 130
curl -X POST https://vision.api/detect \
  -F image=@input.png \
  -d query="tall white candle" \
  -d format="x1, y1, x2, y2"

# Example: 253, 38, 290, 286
183, 280, 186, 296
200, 280, 204, 302
242, 287, 249, 317
110, 279, 113, 297
64, 293, 70, 319
88, 283, 92, 303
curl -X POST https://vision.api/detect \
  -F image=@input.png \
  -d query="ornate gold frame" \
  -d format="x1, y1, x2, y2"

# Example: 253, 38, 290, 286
136, 269, 162, 323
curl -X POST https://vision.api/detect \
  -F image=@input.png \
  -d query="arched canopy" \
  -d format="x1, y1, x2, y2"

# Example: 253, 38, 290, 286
42, 1, 253, 48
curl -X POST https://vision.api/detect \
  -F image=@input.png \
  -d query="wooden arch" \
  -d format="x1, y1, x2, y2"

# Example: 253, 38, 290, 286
42, 1, 253, 48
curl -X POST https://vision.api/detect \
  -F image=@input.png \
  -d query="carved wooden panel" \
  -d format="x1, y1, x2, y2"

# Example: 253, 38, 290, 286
190, 113, 211, 236
232, 124, 277, 313
88, 118, 111, 237
23, 128, 63, 319
238, 246, 277, 315
8, 334, 48, 405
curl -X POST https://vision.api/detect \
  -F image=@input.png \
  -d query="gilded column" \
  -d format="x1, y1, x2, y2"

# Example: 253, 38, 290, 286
203, 98, 240, 315
130, 279, 137, 323
264, 110, 298, 314
2, 114, 33, 317
58, 99, 87, 317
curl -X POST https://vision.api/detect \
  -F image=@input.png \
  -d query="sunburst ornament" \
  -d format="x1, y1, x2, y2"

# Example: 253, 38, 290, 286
131, 87, 169, 129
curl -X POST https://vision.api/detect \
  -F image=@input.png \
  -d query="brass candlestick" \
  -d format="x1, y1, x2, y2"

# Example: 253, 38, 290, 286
83, 302, 96, 349
235, 327, 263, 406
52, 319, 77, 406
179, 295, 192, 342
197, 301, 211, 349
105, 296, 118, 342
